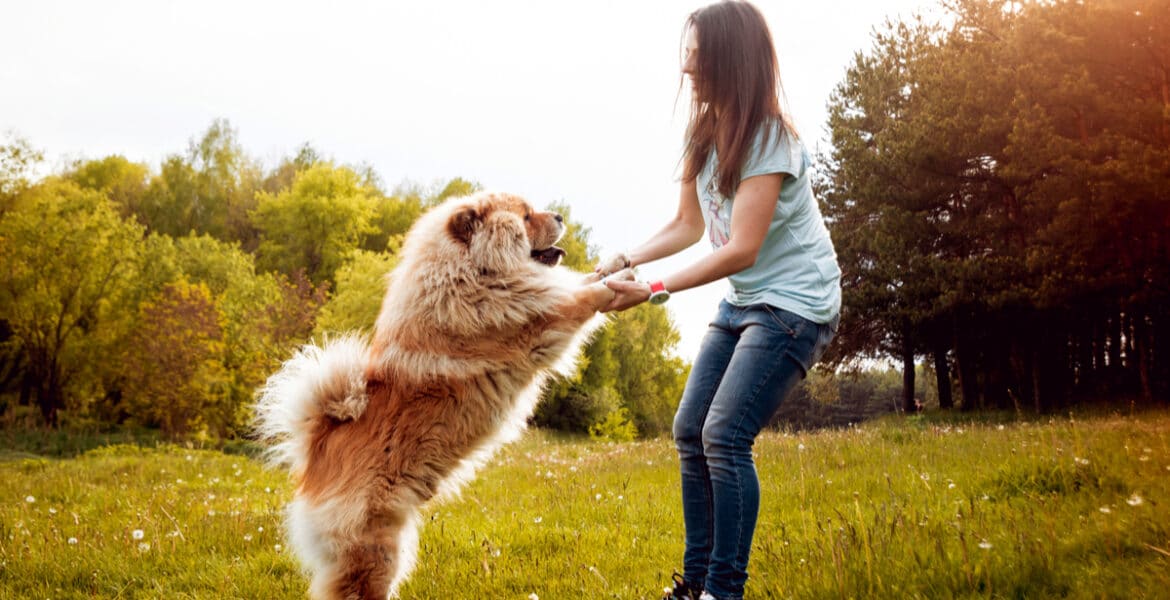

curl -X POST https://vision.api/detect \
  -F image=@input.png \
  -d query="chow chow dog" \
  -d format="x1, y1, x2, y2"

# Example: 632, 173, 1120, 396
254, 191, 629, 599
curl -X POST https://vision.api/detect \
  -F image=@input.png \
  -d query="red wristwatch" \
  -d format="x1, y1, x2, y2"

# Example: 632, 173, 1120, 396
648, 281, 671, 305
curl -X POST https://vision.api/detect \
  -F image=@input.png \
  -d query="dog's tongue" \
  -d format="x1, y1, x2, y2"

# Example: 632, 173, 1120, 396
531, 246, 566, 267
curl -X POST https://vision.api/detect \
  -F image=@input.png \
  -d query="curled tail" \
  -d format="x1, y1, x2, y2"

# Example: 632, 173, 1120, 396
254, 334, 371, 475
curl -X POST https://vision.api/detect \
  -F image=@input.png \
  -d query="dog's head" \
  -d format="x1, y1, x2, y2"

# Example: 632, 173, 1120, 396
446, 192, 566, 268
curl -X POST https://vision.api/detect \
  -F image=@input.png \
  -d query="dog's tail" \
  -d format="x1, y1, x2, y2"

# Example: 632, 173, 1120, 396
254, 334, 370, 475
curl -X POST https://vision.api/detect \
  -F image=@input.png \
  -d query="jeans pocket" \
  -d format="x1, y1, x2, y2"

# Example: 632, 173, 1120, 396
756, 304, 803, 337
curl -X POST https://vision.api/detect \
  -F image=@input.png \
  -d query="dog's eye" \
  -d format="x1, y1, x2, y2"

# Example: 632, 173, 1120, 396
524, 213, 531, 221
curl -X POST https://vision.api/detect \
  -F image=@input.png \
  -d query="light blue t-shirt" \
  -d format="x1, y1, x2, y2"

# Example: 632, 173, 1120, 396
696, 122, 842, 324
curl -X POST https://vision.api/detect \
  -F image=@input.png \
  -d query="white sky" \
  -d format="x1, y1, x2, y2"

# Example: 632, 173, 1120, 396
1, 0, 943, 361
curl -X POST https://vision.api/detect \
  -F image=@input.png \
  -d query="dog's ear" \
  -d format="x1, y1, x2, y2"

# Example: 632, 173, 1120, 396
448, 206, 481, 246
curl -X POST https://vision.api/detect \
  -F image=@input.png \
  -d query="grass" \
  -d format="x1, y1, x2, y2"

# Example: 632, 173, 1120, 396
1, 410, 1168, 599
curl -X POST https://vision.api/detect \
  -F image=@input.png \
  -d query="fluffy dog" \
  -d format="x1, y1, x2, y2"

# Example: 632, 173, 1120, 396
255, 191, 627, 599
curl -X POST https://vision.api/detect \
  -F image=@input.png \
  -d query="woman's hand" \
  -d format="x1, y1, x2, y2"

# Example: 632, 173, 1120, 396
602, 278, 651, 312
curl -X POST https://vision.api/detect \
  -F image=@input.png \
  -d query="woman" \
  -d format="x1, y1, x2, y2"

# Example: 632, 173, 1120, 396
594, 2, 841, 599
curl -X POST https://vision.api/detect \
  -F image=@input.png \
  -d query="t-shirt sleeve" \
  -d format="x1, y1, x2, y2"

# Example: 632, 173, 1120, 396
740, 122, 804, 181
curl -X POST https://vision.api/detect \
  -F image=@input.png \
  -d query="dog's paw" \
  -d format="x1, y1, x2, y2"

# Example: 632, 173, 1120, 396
594, 252, 630, 276
581, 271, 603, 285
607, 268, 636, 282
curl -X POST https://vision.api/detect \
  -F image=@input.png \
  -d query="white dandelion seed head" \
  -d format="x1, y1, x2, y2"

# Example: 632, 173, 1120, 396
208, 509, 216, 516
131, 529, 144, 540
243, 534, 252, 542
274, 544, 282, 552
24, 496, 34, 503
68, 537, 78, 545
948, 483, 956, 489
978, 540, 992, 550
257, 526, 264, 532
533, 517, 543, 524
595, 494, 602, 500
797, 443, 806, 451
529, 594, 540, 600
1099, 506, 1112, 514
1127, 494, 1143, 507
491, 548, 501, 557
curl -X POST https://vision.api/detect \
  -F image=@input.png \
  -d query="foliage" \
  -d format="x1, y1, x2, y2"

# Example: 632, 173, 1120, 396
2, 411, 1168, 598
0, 132, 43, 210
588, 406, 638, 442
0, 179, 147, 424
252, 162, 378, 286
314, 250, 398, 336
121, 281, 228, 438
822, 0, 1170, 410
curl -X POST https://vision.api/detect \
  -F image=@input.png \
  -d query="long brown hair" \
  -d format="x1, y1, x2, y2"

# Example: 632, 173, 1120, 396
682, 1, 791, 199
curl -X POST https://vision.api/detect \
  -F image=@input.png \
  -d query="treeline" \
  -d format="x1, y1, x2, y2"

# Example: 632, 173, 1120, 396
821, 0, 1170, 412
0, 121, 688, 439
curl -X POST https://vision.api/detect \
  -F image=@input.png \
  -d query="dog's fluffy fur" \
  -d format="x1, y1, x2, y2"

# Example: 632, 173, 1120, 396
254, 191, 625, 599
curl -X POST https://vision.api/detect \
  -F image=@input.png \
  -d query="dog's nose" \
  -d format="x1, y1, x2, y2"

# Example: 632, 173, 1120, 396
554, 214, 563, 223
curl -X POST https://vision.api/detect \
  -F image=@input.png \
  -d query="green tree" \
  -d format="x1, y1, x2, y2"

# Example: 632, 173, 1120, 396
0, 133, 43, 213
0, 180, 146, 425
252, 162, 377, 285
315, 250, 398, 335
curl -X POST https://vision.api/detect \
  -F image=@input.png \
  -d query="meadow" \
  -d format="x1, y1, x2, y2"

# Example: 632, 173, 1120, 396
1, 410, 1167, 599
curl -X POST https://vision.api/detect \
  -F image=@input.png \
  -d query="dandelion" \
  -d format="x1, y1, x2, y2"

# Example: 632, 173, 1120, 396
533, 517, 543, 524
948, 483, 956, 490
797, 443, 806, 451
1139, 456, 1150, 462
24, 496, 34, 504
243, 534, 253, 542
132, 529, 145, 540
569, 466, 578, 473
68, 537, 78, 545
978, 540, 993, 550
1126, 494, 1144, 507
1075, 457, 1090, 466
208, 510, 216, 516
595, 494, 602, 501
997, 425, 1005, 431
1099, 506, 1112, 514
48, 507, 57, 515
257, 526, 264, 533
529, 594, 539, 600
138, 542, 150, 552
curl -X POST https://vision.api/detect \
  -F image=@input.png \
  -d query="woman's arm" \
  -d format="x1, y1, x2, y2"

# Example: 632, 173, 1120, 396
603, 173, 783, 311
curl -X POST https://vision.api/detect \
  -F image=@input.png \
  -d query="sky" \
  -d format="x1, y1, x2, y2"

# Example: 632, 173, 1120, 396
1, 0, 944, 361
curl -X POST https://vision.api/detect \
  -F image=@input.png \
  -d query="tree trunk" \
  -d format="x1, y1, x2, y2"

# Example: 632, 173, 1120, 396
902, 331, 917, 413
933, 339, 953, 410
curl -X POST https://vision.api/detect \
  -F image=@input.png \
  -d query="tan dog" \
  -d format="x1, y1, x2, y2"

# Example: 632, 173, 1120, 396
255, 191, 629, 599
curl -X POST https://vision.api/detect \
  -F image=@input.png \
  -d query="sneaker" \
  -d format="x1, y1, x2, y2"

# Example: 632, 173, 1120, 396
662, 572, 703, 600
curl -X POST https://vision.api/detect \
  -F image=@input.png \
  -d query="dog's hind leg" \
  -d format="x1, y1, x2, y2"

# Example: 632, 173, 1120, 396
317, 509, 419, 600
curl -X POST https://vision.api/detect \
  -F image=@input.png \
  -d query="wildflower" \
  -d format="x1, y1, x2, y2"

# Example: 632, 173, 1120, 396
797, 443, 806, 451
48, 507, 57, 515
138, 542, 150, 552
208, 510, 216, 516
1099, 507, 1112, 514
997, 425, 1005, 431
948, 483, 956, 490
596, 493, 602, 500
274, 544, 282, 552
1126, 494, 1143, 507
978, 540, 992, 550
132, 529, 145, 540
68, 537, 78, 545
1074, 457, 1089, 466
533, 517, 543, 524
243, 534, 253, 542
257, 526, 264, 532
529, 594, 539, 600
24, 496, 34, 504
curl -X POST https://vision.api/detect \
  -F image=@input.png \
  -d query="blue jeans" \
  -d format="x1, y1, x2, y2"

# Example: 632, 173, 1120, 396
673, 301, 836, 600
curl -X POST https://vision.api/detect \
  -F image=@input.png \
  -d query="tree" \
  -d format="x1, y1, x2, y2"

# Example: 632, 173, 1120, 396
252, 162, 378, 285
0, 179, 146, 425
121, 281, 228, 437
315, 250, 398, 335
0, 133, 43, 213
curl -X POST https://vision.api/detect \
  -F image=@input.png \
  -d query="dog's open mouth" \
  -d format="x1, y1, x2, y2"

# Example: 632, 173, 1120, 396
530, 246, 566, 267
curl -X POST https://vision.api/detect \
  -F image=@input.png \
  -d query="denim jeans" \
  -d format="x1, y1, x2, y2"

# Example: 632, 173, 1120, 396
673, 301, 836, 600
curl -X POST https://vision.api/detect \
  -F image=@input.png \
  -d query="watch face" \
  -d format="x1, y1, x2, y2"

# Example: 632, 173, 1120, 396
649, 291, 670, 305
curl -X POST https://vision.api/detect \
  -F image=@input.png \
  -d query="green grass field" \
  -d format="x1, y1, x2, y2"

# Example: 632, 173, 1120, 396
1, 410, 1168, 599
